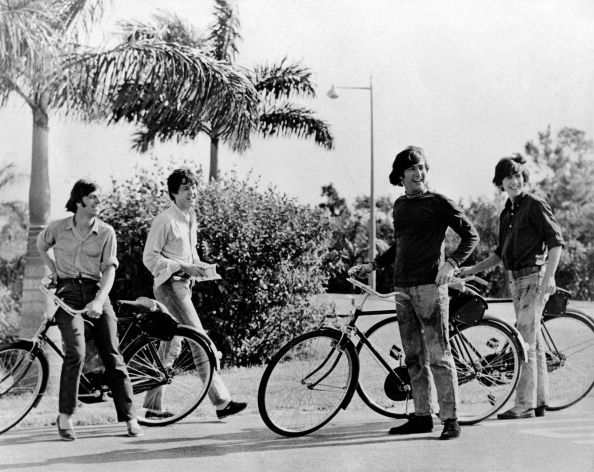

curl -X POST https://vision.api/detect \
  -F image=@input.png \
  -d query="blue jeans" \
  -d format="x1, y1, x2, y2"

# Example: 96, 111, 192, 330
510, 272, 549, 410
54, 281, 135, 421
143, 279, 231, 411
395, 283, 458, 420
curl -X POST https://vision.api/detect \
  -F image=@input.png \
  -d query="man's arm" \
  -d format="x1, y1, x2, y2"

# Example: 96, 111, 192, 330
85, 265, 116, 318
540, 245, 562, 297
143, 215, 182, 277
36, 227, 58, 285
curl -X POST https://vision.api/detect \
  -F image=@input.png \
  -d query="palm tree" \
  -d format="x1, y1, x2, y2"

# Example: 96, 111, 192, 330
0, 0, 258, 334
117, 1, 334, 181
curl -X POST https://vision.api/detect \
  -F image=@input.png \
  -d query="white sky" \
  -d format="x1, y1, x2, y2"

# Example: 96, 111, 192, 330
1, 0, 593, 218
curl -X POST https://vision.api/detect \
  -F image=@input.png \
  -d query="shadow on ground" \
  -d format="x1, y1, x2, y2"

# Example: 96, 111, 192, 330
0, 417, 445, 470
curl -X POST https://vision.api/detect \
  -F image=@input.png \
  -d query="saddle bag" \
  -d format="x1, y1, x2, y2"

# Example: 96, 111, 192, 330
449, 290, 488, 325
543, 288, 571, 316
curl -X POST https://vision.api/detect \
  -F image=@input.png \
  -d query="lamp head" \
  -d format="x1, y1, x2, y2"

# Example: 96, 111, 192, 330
327, 85, 339, 99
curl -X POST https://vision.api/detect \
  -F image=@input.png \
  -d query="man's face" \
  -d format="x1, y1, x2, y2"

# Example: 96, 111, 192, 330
78, 190, 101, 217
401, 159, 428, 193
173, 182, 197, 211
501, 171, 525, 200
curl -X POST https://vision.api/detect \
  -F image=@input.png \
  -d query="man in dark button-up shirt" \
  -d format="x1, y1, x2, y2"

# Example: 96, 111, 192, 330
460, 153, 564, 421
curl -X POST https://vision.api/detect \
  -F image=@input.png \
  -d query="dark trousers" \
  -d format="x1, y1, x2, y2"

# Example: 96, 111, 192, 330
54, 280, 136, 421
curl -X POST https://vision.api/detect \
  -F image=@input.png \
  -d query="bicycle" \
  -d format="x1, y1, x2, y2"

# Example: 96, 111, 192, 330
0, 281, 218, 434
485, 287, 594, 411
257, 276, 526, 437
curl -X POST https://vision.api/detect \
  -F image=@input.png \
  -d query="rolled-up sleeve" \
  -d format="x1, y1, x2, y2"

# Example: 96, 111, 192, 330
100, 227, 119, 272
534, 199, 564, 249
37, 221, 57, 251
143, 215, 181, 285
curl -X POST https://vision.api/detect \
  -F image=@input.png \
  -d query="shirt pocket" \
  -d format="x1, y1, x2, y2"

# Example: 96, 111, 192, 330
82, 239, 102, 258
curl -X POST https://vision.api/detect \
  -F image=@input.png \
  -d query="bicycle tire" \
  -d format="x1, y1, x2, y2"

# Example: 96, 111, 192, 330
542, 310, 594, 411
356, 316, 522, 425
453, 318, 522, 424
258, 328, 359, 437
0, 340, 49, 434
123, 326, 215, 426
356, 316, 413, 419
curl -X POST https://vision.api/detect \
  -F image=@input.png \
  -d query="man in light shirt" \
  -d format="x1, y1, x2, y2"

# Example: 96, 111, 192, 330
142, 168, 246, 420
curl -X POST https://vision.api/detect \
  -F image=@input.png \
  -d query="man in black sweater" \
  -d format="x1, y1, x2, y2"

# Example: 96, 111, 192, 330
351, 146, 479, 440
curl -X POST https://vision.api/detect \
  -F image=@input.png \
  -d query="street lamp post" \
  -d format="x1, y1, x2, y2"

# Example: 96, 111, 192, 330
327, 76, 376, 289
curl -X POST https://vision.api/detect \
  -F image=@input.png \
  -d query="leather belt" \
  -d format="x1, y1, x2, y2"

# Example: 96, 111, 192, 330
57, 277, 98, 285
511, 266, 542, 279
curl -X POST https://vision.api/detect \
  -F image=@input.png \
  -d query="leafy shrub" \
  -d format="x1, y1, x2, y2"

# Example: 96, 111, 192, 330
101, 158, 335, 366
0, 256, 23, 341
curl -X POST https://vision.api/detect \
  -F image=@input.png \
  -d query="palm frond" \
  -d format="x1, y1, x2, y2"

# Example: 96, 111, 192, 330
0, 1, 57, 71
51, 40, 258, 152
47, 0, 106, 38
0, 163, 25, 190
206, 0, 241, 62
117, 10, 206, 48
259, 103, 334, 150
251, 58, 316, 101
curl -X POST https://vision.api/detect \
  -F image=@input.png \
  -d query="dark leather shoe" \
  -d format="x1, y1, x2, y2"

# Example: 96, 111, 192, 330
145, 410, 175, 420
440, 419, 461, 440
57, 416, 76, 441
534, 405, 547, 417
497, 408, 535, 420
388, 415, 433, 435
216, 401, 247, 419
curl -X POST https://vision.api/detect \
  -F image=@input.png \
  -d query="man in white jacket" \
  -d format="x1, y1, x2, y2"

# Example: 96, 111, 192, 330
142, 168, 246, 420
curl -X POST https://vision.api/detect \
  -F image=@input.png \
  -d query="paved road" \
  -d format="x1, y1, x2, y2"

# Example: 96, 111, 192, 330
1, 397, 593, 472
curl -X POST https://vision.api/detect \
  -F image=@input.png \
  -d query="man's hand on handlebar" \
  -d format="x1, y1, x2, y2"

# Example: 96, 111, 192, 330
348, 263, 375, 278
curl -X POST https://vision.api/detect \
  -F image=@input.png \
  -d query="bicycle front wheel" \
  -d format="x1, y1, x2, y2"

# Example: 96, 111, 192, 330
123, 326, 215, 426
258, 329, 359, 437
0, 340, 48, 434
543, 311, 594, 410
452, 319, 522, 425
356, 316, 414, 418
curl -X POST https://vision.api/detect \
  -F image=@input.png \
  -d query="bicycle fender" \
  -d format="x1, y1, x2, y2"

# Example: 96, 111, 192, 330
482, 315, 527, 362
176, 324, 220, 372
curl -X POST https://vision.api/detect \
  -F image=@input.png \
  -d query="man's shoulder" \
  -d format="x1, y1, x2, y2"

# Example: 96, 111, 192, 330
95, 218, 116, 235
46, 216, 72, 232
152, 206, 177, 224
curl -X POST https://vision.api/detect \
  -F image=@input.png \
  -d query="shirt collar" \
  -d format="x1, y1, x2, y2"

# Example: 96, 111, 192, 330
505, 192, 527, 210
169, 203, 195, 223
65, 215, 99, 233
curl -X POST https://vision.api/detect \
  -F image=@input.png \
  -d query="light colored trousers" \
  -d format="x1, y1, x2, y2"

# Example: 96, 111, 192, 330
510, 272, 549, 410
395, 283, 459, 420
143, 279, 231, 411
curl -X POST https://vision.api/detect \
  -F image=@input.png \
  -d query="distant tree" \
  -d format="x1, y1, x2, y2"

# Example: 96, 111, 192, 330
524, 126, 594, 298
0, 0, 258, 333
525, 126, 594, 244
320, 184, 394, 292
116, 1, 334, 180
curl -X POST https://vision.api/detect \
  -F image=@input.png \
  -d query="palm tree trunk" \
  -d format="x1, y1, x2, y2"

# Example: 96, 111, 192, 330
20, 101, 51, 337
209, 136, 220, 181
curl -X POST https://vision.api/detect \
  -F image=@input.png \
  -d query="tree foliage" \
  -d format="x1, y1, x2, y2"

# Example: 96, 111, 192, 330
114, 2, 334, 179
101, 158, 335, 366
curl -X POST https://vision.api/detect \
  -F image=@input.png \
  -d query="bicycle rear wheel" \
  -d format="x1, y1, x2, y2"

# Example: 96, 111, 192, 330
0, 340, 48, 434
543, 311, 594, 410
258, 329, 359, 437
356, 316, 414, 418
453, 319, 522, 425
123, 326, 215, 426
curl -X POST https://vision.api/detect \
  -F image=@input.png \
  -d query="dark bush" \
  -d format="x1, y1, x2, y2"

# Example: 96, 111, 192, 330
101, 158, 335, 366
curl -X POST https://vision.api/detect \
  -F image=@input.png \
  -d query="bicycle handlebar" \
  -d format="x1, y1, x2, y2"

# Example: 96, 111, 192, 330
347, 275, 488, 299
39, 284, 89, 322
